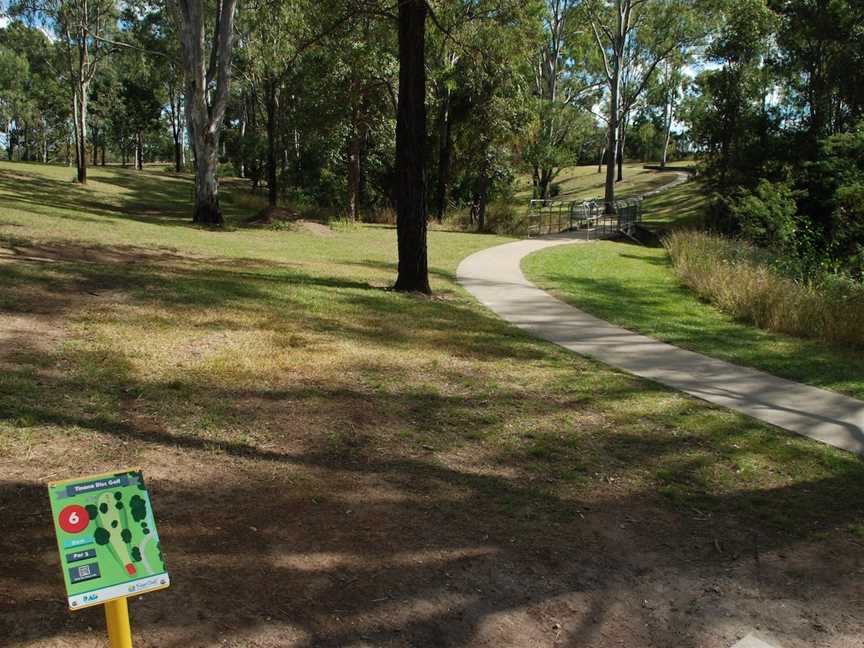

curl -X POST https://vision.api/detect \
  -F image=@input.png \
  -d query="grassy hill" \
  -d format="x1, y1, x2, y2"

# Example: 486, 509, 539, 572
514, 162, 687, 203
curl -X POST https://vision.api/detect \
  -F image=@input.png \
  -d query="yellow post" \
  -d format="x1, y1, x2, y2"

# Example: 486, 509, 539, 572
104, 598, 133, 648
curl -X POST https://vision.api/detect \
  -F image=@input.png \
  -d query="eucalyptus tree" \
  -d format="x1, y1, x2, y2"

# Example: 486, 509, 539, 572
528, 0, 601, 199
167, 0, 238, 226
241, 0, 311, 208
11, 0, 118, 183
589, 0, 705, 201
0, 44, 28, 160
0, 20, 69, 164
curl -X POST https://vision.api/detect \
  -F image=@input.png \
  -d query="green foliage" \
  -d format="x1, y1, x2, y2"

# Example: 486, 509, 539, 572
722, 180, 798, 247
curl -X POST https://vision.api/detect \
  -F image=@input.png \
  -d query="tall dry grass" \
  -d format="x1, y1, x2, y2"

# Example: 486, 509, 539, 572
664, 230, 864, 347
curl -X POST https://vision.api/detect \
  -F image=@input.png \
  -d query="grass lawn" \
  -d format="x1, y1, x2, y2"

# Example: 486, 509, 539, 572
514, 162, 684, 203
523, 241, 864, 400
641, 177, 709, 230
2, 161, 864, 647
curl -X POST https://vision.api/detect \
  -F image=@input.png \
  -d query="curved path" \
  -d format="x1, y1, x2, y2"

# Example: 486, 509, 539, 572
457, 234, 864, 456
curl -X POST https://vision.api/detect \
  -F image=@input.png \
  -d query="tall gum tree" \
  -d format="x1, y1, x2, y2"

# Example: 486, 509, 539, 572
12, 0, 117, 184
590, 0, 704, 202
393, 0, 430, 293
169, 0, 238, 226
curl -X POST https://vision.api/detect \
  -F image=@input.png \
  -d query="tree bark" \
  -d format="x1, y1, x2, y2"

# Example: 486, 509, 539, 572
604, 56, 620, 202
347, 77, 363, 222
172, 0, 239, 227
433, 85, 452, 221
136, 131, 144, 170
617, 115, 627, 182
265, 77, 278, 207
92, 123, 98, 166
74, 85, 89, 184
393, 0, 431, 294
476, 156, 490, 232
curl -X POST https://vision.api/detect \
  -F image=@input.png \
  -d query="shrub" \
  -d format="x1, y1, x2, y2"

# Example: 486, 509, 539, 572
722, 179, 798, 247
664, 229, 864, 347
482, 201, 532, 235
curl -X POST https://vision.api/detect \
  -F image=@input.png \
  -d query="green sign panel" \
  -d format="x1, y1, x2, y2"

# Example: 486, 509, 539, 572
47, 469, 169, 610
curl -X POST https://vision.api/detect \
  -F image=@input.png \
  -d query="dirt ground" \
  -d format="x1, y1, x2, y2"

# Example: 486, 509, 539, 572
3, 420, 864, 647
1, 245, 863, 648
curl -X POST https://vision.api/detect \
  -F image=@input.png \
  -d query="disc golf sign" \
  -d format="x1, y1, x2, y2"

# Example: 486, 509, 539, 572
48, 469, 169, 610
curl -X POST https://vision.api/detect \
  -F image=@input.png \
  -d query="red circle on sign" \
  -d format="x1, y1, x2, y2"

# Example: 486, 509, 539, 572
58, 505, 89, 534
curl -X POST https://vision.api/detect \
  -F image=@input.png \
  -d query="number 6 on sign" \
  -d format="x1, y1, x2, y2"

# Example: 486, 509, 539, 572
59, 505, 89, 534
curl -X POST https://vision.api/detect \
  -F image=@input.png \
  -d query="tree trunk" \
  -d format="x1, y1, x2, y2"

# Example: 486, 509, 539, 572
604, 71, 620, 204
539, 167, 554, 200
92, 123, 98, 166
347, 79, 362, 222
393, 0, 430, 294
136, 131, 144, 170
265, 78, 278, 207
617, 118, 626, 182
193, 142, 221, 225
238, 93, 247, 179
433, 86, 452, 221
476, 156, 490, 232
75, 82, 89, 184
172, 0, 238, 227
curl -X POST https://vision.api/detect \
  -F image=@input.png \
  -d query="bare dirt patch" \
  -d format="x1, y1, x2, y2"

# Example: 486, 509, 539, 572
245, 206, 335, 237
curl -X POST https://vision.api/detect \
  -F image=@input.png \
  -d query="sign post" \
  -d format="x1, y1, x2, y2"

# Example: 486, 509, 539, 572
105, 598, 133, 648
47, 469, 169, 648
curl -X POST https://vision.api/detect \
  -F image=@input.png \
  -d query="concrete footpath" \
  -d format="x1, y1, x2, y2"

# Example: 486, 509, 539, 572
457, 235, 864, 456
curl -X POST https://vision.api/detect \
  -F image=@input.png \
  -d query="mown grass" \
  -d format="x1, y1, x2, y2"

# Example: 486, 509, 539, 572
523, 240, 864, 400
1, 159, 863, 542
514, 162, 683, 203
641, 177, 708, 230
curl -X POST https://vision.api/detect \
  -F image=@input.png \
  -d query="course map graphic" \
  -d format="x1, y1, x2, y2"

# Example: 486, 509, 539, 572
47, 469, 169, 610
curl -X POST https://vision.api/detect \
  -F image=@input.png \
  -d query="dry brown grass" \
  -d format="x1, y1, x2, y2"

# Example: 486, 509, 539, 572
664, 229, 864, 347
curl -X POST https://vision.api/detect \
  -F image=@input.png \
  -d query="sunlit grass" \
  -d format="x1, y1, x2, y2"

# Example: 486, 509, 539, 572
523, 240, 864, 399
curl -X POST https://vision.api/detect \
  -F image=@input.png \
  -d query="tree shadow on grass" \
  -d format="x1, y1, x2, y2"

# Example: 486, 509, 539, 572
0, 165, 196, 229
2, 374, 863, 648
3, 238, 864, 646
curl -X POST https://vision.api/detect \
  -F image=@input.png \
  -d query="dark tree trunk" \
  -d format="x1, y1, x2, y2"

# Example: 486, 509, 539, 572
393, 0, 430, 294
136, 131, 144, 170
92, 124, 98, 166
433, 86, 452, 221
347, 79, 363, 222
174, 135, 183, 173
476, 161, 489, 232
617, 138, 624, 182
101, 144, 105, 166
538, 168, 554, 200
265, 78, 278, 207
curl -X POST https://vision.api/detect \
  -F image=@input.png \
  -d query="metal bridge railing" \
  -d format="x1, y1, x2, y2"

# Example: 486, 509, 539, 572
527, 197, 642, 239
